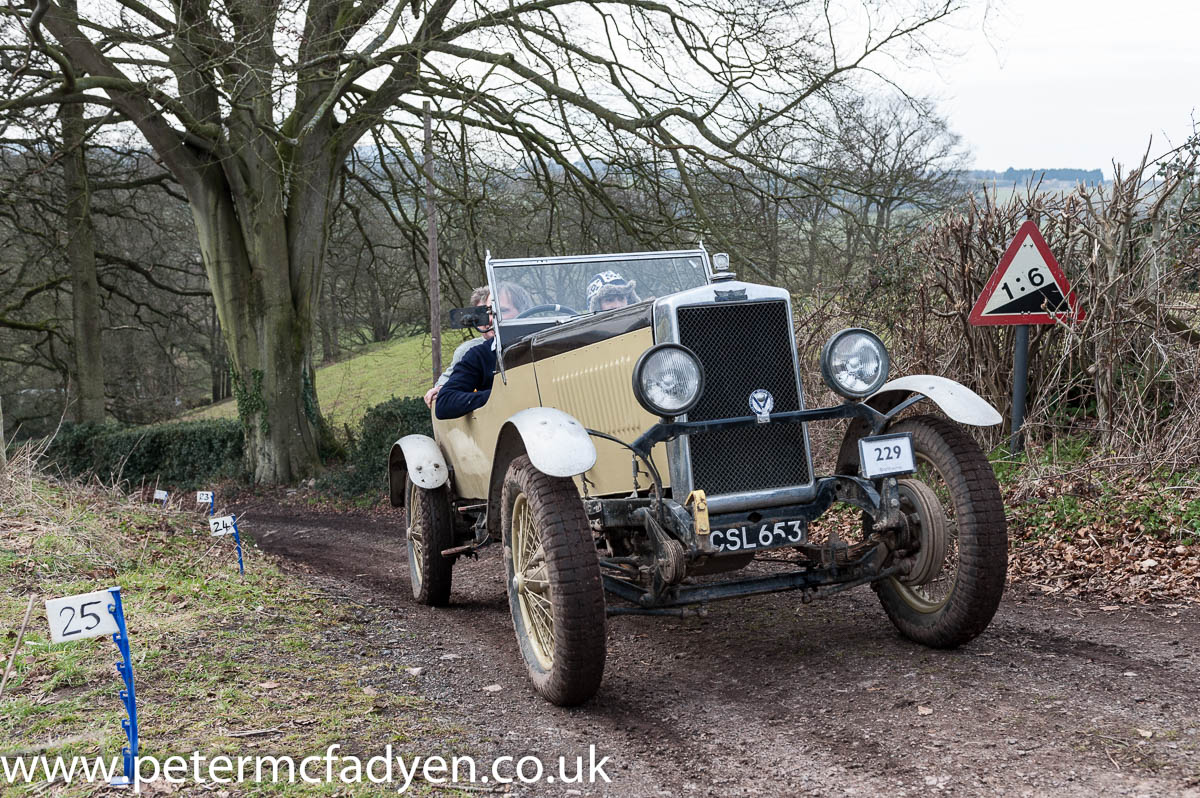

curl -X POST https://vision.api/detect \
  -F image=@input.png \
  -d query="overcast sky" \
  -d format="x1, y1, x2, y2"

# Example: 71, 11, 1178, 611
911, 0, 1198, 177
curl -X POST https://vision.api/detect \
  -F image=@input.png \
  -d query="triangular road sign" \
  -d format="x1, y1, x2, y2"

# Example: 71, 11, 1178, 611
968, 220, 1084, 326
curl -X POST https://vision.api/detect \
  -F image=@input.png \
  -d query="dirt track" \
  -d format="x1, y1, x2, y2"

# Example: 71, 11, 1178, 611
237, 500, 1200, 797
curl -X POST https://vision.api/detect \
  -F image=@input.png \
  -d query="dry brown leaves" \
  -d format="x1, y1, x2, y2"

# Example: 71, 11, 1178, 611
1010, 535, 1200, 604
1006, 470, 1200, 604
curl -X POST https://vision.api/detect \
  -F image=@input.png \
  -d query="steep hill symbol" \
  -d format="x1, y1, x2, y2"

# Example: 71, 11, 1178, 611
988, 283, 1069, 316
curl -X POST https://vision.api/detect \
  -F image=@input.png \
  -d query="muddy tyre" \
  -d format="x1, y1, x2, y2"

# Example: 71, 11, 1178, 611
501, 455, 606, 706
405, 475, 454, 606
874, 415, 1007, 648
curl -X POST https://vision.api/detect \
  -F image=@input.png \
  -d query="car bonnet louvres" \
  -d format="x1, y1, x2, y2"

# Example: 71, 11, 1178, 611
674, 300, 813, 497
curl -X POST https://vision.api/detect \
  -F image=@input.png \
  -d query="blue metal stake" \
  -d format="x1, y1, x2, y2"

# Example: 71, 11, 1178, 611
106, 587, 138, 786
232, 519, 245, 576
209, 497, 214, 516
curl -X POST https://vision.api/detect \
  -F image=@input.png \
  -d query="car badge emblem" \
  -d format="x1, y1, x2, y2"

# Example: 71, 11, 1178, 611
749, 389, 774, 424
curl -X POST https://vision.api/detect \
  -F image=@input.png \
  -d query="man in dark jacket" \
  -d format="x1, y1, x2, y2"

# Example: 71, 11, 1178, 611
433, 283, 527, 420
433, 337, 498, 419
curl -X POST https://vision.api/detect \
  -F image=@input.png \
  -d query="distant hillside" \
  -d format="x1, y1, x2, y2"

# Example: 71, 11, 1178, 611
967, 168, 1105, 185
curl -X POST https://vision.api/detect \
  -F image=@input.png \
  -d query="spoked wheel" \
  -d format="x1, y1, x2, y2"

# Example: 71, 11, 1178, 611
405, 475, 454, 606
874, 415, 1007, 648
501, 455, 606, 706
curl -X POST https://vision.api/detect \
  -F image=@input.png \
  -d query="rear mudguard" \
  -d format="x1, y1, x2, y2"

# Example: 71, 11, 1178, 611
387, 434, 449, 506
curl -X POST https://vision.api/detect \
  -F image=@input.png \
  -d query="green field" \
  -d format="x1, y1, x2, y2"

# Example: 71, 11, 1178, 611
187, 331, 472, 430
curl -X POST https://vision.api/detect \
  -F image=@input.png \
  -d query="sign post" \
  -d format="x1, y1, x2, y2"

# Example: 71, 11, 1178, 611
44, 587, 139, 786
969, 221, 1084, 453
1010, 325, 1030, 452
209, 514, 245, 576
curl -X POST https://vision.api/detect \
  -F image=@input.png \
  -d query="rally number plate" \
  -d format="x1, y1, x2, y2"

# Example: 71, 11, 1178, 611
709, 519, 807, 554
859, 432, 917, 479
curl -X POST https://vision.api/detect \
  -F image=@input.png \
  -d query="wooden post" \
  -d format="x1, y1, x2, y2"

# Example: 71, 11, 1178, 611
0, 394, 7, 471
0, 596, 35, 699
424, 100, 442, 379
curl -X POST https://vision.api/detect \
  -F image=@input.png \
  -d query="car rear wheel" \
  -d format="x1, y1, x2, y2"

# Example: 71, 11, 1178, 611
406, 475, 454, 606
874, 415, 1007, 648
501, 455, 606, 706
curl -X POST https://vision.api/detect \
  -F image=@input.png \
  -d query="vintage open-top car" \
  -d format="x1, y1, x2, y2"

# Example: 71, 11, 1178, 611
388, 248, 1008, 705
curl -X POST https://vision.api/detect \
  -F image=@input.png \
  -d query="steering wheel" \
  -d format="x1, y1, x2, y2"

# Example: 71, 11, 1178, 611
514, 303, 581, 319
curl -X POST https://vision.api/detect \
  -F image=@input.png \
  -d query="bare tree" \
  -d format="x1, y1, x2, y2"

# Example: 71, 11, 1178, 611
827, 97, 967, 278
5, 0, 965, 481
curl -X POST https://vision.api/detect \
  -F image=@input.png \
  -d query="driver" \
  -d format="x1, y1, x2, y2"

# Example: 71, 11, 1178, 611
586, 271, 640, 312
434, 283, 530, 420
425, 286, 489, 408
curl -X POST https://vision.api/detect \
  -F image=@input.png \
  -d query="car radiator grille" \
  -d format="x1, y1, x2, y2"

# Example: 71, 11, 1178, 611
675, 300, 812, 496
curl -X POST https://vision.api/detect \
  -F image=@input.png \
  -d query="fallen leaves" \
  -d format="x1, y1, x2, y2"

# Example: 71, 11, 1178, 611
1006, 469, 1200, 603
1009, 510, 1200, 604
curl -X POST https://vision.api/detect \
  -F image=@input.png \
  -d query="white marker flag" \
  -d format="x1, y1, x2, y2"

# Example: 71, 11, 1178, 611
209, 515, 237, 537
153, 490, 169, 502
196, 491, 214, 504
46, 590, 120, 643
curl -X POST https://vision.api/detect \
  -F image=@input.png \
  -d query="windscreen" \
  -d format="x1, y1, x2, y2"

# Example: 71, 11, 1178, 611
489, 253, 709, 322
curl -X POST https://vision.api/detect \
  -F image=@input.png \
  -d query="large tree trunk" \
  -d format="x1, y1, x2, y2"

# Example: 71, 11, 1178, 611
208, 302, 230, 402
186, 172, 314, 482
59, 100, 105, 424
181, 119, 341, 483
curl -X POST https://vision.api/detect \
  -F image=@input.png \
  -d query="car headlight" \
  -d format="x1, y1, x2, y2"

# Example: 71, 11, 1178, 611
633, 344, 705, 417
821, 328, 890, 399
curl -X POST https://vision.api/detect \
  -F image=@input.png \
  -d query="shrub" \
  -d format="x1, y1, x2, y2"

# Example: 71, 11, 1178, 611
45, 419, 245, 489
324, 396, 433, 497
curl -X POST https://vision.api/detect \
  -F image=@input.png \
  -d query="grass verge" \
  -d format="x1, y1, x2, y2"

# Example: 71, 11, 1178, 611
0, 447, 466, 796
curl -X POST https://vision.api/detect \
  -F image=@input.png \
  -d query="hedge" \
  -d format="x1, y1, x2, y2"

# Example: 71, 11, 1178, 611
326, 396, 433, 497
45, 396, 432, 497
45, 419, 245, 489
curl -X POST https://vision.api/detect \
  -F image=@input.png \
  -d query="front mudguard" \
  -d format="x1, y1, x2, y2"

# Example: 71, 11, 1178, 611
835, 375, 1000, 474
484, 408, 597, 540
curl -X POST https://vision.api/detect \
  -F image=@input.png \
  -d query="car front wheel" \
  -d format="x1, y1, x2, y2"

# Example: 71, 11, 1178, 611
501, 455, 606, 706
874, 415, 1008, 648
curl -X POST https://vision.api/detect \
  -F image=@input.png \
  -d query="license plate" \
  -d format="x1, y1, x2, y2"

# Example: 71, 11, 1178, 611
709, 519, 807, 554
859, 433, 916, 478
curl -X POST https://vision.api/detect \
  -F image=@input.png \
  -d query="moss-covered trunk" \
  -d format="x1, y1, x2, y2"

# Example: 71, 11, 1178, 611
187, 149, 335, 484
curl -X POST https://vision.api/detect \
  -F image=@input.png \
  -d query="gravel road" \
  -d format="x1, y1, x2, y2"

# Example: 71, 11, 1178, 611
237, 501, 1200, 797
